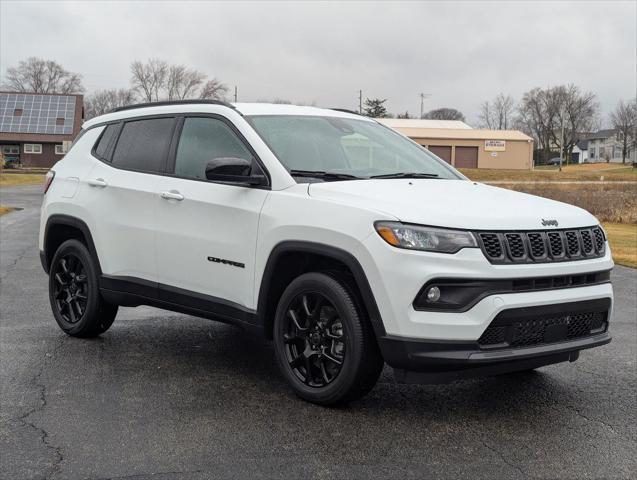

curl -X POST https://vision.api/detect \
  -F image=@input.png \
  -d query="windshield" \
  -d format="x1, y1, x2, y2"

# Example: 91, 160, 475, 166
247, 115, 464, 181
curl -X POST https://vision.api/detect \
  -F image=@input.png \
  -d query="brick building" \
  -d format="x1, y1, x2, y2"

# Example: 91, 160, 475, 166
0, 92, 84, 168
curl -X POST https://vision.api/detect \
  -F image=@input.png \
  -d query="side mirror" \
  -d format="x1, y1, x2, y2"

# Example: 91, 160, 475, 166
205, 157, 267, 186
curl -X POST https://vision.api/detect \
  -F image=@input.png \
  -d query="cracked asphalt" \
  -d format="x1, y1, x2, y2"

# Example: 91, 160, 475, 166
1, 185, 636, 480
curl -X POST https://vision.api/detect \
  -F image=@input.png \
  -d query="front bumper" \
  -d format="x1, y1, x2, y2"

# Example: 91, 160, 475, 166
378, 298, 612, 383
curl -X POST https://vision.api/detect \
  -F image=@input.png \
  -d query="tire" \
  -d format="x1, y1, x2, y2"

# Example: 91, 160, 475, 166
273, 272, 383, 406
48, 239, 118, 337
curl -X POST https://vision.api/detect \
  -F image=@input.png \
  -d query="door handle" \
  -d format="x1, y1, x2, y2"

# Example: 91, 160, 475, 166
87, 178, 108, 188
160, 190, 184, 201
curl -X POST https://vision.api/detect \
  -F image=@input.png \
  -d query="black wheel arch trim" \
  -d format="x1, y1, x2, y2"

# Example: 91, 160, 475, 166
257, 241, 386, 338
42, 214, 102, 275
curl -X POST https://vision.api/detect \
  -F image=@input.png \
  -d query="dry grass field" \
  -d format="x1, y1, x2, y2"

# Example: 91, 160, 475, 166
0, 173, 45, 187
497, 183, 637, 224
461, 163, 637, 182
602, 223, 637, 268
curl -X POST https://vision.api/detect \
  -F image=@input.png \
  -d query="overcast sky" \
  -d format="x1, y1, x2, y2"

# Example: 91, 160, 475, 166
1, 0, 635, 125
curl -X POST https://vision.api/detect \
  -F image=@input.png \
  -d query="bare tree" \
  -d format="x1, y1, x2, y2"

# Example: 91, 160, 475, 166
199, 78, 228, 100
2, 57, 84, 94
517, 84, 598, 164
130, 59, 227, 102
423, 108, 465, 121
396, 111, 414, 119
610, 99, 637, 164
167, 65, 205, 100
85, 89, 137, 119
130, 59, 168, 102
479, 93, 515, 129
550, 84, 598, 163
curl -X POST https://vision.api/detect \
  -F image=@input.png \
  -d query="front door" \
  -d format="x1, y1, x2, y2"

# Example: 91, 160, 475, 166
155, 116, 269, 312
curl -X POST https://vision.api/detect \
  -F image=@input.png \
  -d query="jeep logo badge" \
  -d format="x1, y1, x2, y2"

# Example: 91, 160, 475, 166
541, 219, 559, 227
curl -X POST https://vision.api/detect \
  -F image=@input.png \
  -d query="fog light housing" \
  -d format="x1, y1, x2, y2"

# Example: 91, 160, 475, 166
426, 286, 441, 302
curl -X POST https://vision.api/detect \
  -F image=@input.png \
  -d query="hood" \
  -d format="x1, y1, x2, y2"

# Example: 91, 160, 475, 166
308, 179, 598, 230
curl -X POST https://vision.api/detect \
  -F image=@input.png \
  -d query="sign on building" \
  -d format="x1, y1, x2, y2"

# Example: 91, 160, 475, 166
485, 140, 506, 151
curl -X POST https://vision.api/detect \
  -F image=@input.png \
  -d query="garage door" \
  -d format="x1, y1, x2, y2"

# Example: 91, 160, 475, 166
455, 146, 478, 168
429, 146, 452, 164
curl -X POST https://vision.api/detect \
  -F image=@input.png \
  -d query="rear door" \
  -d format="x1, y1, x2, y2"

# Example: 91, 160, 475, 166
154, 115, 269, 312
83, 117, 176, 284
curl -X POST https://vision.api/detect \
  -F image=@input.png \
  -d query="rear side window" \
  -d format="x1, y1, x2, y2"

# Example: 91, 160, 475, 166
112, 117, 175, 173
93, 124, 118, 160
174, 117, 253, 180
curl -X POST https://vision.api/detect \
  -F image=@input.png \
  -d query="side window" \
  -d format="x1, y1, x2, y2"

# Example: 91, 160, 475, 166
93, 124, 118, 161
174, 117, 253, 180
112, 117, 175, 173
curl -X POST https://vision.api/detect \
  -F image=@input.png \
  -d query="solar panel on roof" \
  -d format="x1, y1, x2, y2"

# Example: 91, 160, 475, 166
0, 93, 76, 135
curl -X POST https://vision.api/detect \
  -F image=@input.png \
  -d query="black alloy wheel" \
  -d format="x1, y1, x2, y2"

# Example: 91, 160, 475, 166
282, 291, 346, 387
273, 272, 383, 405
52, 253, 88, 324
48, 239, 118, 337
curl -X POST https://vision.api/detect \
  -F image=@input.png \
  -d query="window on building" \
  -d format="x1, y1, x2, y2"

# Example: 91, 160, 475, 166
55, 117, 65, 126
13, 108, 23, 117
24, 144, 42, 154
174, 117, 253, 180
112, 117, 175, 173
614, 147, 621, 158
1, 145, 19, 155
55, 144, 65, 155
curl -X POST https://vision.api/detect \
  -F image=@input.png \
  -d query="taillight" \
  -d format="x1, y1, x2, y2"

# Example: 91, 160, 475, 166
44, 170, 55, 194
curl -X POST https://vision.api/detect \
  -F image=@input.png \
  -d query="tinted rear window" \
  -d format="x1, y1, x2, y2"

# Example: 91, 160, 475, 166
93, 124, 118, 160
112, 118, 175, 172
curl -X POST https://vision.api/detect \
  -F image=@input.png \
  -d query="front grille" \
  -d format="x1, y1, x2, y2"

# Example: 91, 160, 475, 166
581, 230, 594, 254
477, 226, 605, 264
505, 233, 525, 258
565, 231, 580, 256
528, 233, 546, 258
547, 232, 564, 257
480, 233, 503, 259
478, 311, 608, 349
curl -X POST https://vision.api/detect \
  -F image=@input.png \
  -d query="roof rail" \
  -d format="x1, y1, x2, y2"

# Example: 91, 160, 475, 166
110, 99, 236, 114
330, 108, 364, 116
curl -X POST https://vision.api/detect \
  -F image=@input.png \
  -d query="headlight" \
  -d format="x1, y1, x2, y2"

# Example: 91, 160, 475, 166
374, 221, 478, 253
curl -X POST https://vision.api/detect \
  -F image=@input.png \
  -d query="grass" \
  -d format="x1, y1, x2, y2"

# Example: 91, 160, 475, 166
0, 172, 45, 186
603, 223, 637, 268
497, 183, 637, 224
461, 162, 637, 182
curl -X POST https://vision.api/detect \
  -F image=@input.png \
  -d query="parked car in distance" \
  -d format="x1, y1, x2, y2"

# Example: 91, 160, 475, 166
547, 157, 563, 166
39, 101, 613, 405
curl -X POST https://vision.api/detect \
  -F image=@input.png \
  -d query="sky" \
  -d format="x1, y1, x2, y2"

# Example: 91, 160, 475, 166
1, 0, 635, 125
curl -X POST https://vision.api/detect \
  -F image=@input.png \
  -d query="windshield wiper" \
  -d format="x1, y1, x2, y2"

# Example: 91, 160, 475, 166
370, 172, 440, 179
289, 169, 361, 180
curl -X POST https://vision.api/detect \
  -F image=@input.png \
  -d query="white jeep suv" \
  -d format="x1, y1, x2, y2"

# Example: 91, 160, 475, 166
39, 101, 613, 405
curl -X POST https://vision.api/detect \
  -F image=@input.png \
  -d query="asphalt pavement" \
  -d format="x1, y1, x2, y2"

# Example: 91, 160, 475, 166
1, 185, 635, 480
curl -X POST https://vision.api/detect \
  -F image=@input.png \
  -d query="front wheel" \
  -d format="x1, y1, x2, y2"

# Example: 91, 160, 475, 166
273, 272, 383, 405
48, 239, 118, 337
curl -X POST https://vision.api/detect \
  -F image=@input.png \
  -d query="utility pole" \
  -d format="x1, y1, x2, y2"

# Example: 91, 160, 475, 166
234, 86, 238, 103
559, 104, 565, 172
359, 90, 363, 114
419, 93, 431, 119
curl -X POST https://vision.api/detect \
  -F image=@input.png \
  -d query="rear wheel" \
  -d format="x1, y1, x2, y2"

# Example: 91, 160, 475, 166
273, 272, 383, 405
48, 239, 117, 337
